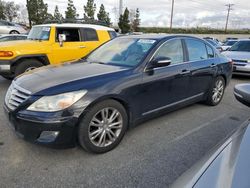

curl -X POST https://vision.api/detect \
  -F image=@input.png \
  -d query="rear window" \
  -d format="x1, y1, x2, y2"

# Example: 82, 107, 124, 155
81, 28, 98, 41
186, 39, 208, 61
206, 45, 214, 58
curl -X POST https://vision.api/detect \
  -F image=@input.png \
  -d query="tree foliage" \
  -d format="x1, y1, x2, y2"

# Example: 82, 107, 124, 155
0, 1, 20, 22
65, 0, 77, 20
132, 8, 140, 32
0, 0, 6, 20
97, 4, 111, 26
26, 0, 49, 26
118, 8, 130, 34
54, 5, 63, 21
84, 0, 96, 21
4, 1, 19, 22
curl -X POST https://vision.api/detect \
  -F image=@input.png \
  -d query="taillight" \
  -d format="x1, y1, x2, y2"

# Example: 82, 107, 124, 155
0, 51, 14, 57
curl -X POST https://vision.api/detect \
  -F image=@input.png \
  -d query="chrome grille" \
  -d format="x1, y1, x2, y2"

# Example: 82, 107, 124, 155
5, 82, 31, 111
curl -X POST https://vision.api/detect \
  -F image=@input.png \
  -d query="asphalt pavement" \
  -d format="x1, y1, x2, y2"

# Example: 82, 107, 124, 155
0, 76, 250, 188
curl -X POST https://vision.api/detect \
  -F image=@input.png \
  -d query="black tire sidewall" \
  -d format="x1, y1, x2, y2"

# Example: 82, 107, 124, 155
78, 100, 128, 154
10, 30, 19, 34
207, 76, 225, 106
15, 59, 43, 77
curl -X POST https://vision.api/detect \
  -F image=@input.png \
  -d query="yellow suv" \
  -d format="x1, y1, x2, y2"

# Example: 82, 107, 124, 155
0, 23, 117, 79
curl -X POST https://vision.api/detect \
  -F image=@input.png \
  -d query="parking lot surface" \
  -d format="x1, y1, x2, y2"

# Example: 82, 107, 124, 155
0, 76, 250, 188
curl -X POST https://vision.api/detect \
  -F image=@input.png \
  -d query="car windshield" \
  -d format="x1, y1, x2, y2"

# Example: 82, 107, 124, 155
27, 26, 50, 41
87, 38, 157, 67
224, 41, 237, 46
230, 41, 250, 52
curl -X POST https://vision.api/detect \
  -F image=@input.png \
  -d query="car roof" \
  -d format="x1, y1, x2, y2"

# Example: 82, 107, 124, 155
0, 34, 27, 38
238, 39, 250, 42
34, 23, 115, 31
118, 34, 205, 41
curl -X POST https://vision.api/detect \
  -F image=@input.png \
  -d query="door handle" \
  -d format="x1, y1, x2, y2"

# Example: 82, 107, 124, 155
179, 69, 191, 75
210, 63, 216, 68
79, 46, 86, 49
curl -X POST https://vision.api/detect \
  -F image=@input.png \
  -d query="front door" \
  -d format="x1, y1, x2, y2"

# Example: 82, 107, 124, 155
52, 27, 89, 64
139, 39, 191, 116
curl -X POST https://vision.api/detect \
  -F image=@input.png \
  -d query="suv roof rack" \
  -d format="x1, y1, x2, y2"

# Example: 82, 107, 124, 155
43, 19, 109, 27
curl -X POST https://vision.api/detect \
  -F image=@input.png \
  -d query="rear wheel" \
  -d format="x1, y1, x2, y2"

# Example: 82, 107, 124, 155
206, 76, 225, 106
10, 30, 19, 34
78, 100, 128, 153
14, 59, 43, 77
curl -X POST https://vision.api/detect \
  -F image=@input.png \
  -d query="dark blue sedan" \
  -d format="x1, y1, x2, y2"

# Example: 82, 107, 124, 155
4, 35, 233, 153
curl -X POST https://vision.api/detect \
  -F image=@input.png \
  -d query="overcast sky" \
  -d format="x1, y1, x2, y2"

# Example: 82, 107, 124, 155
10, 0, 250, 29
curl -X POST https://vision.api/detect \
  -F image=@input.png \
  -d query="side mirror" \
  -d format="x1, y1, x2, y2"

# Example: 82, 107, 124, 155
58, 34, 66, 47
234, 84, 250, 107
151, 56, 171, 68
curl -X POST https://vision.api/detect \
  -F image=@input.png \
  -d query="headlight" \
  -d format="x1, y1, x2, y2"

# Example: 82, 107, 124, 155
27, 90, 87, 112
247, 60, 250, 63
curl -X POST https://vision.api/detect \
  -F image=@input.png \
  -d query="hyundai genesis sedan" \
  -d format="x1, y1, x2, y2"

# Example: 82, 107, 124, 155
4, 35, 233, 153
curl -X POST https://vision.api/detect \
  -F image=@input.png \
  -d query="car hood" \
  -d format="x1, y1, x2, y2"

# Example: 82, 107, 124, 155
222, 51, 250, 60
171, 121, 250, 188
14, 61, 130, 95
0, 40, 50, 52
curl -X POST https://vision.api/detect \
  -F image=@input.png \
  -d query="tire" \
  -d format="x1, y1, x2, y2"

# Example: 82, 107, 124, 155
2, 75, 14, 80
14, 59, 43, 77
78, 99, 128, 153
206, 76, 225, 106
10, 30, 19, 34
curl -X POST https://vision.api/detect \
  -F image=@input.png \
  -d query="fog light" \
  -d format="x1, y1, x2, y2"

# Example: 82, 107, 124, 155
37, 131, 59, 143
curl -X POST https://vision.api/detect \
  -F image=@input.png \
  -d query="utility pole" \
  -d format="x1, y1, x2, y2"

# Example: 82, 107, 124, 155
119, 0, 123, 16
225, 4, 234, 33
26, 0, 31, 27
170, 0, 175, 32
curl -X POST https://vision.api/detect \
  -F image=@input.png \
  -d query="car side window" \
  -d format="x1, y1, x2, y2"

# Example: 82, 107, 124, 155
81, 28, 98, 41
0, 21, 6, 26
108, 31, 117, 39
154, 39, 184, 65
186, 39, 208, 61
56, 28, 81, 42
206, 45, 214, 58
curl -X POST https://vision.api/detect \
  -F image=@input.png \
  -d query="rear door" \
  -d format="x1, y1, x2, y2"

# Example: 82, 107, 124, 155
184, 38, 217, 97
79, 28, 102, 57
52, 27, 88, 64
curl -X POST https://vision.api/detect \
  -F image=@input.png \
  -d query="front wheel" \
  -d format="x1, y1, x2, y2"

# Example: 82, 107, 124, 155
14, 59, 43, 77
206, 76, 225, 106
78, 100, 128, 153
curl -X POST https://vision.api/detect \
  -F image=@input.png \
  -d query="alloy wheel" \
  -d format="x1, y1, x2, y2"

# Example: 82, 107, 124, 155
25, 67, 36, 72
88, 107, 123, 147
212, 79, 224, 103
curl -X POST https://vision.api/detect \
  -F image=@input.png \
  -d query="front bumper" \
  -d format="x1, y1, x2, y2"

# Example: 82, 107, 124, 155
4, 105, 79, 148
0, 60, 11, 74
233, 63, 250, 75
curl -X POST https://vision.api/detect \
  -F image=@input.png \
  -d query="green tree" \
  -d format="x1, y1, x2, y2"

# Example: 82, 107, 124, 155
65, 0, 77, 20
132, 8, 140, 32
118, 8, 130, 34
84, 0, 96, 21
4, 1, 20, 22
97, 4, 111, 26
26, 0, 49, 26
54, 5, 63, 21
0, 0, 6, 20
